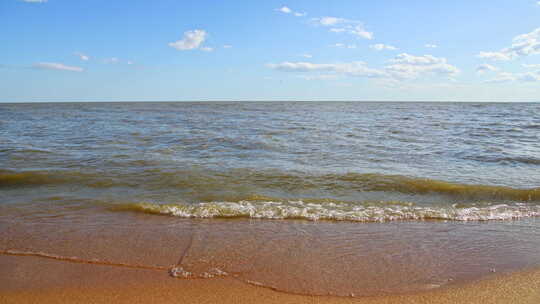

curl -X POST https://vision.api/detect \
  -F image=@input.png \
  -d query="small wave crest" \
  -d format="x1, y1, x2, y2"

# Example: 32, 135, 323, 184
462, 155, 540, 165
113, 200, 540, 222
2, 169, 540, 203
0, 170, 121, 188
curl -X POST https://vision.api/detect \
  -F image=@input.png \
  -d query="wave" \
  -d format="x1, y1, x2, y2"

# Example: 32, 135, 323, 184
112, 200, 540, 222
0, 170, 124, 188
2, 169, 540, 203
0, 170, 69, 187
462, 155, 540, 165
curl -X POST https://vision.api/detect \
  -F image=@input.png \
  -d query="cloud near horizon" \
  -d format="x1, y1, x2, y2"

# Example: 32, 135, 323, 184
385, 53, 460, 80
267, 53, 460, 82
485, 71, 540, 83
476, 64, 498, 74
478, 27, 540, 61
523, 63, 540, 69
266, 61, 385, 78
33, 62, 84, 72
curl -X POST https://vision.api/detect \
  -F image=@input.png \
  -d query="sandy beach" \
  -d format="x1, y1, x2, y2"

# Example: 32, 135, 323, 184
1, 254, 539, 304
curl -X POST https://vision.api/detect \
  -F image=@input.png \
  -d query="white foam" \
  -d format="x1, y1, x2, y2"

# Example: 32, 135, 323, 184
130, 200, 540, 222
169, 266, 193, 278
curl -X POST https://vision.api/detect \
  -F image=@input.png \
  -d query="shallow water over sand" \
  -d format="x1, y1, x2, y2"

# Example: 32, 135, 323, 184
1, 213, 539, 296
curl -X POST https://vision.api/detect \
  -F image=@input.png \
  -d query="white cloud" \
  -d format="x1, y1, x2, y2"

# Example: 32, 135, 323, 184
478, 27, 540, 61
485, 71, 540, 83
277, 6, 305, 17
523, 63, 540, 69
200, 47, 213, 52
317, 17, 345, 26
485, 72, 516, 83
278, 6, 292, 14
22, 0, 47, 3
266, 61, 385, 78
385, 53, 460, 80
74, 52, 89, 61
33, 62, 83, 72
350, 25, 373, 40
267, 62, 342, 72
425, 44, 438, 48
298, 74, 338, 80
478, 51, 513, 61
267, 54, 459, 82
169, 29, 208, 51
104, 57, 137, 64
370, 43, 398, 51
389, 53, 444, 65
300, 54, 313, 58
518, 72, 540, 82
331, 43, 357, 49
313, 17, 373, 39
476, 64, 498, 74
223, 45, 233, 49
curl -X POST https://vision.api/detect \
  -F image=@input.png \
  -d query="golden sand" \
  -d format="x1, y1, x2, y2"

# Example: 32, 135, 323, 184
1, 255, 539, 304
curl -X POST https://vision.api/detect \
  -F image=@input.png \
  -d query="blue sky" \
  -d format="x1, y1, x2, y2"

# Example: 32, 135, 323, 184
1, 0, 539, 102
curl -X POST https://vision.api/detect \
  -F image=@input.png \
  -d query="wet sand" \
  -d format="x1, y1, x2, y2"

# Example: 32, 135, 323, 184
1, 254, 539, 304
2, 215, 540, 298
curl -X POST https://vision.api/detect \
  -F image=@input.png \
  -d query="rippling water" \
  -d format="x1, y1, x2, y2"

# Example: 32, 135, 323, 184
1, 101, 540, 296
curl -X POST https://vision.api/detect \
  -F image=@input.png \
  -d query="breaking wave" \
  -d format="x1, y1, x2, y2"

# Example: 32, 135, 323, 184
113, 200, 540, 222
2, 169, 540, 202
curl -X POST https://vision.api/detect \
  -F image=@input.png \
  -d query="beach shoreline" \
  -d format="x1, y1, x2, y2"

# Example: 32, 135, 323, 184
1, 254, 539, 304
2, 102, 540, 303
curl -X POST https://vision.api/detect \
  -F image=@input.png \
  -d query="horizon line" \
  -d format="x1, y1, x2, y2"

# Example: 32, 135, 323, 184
1, 100, 540, 104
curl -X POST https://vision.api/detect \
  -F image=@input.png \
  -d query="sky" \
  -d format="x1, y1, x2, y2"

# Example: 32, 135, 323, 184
1, 0, 540, 102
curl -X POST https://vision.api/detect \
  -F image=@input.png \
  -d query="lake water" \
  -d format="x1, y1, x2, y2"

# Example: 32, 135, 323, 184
1, 101, 539, 296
